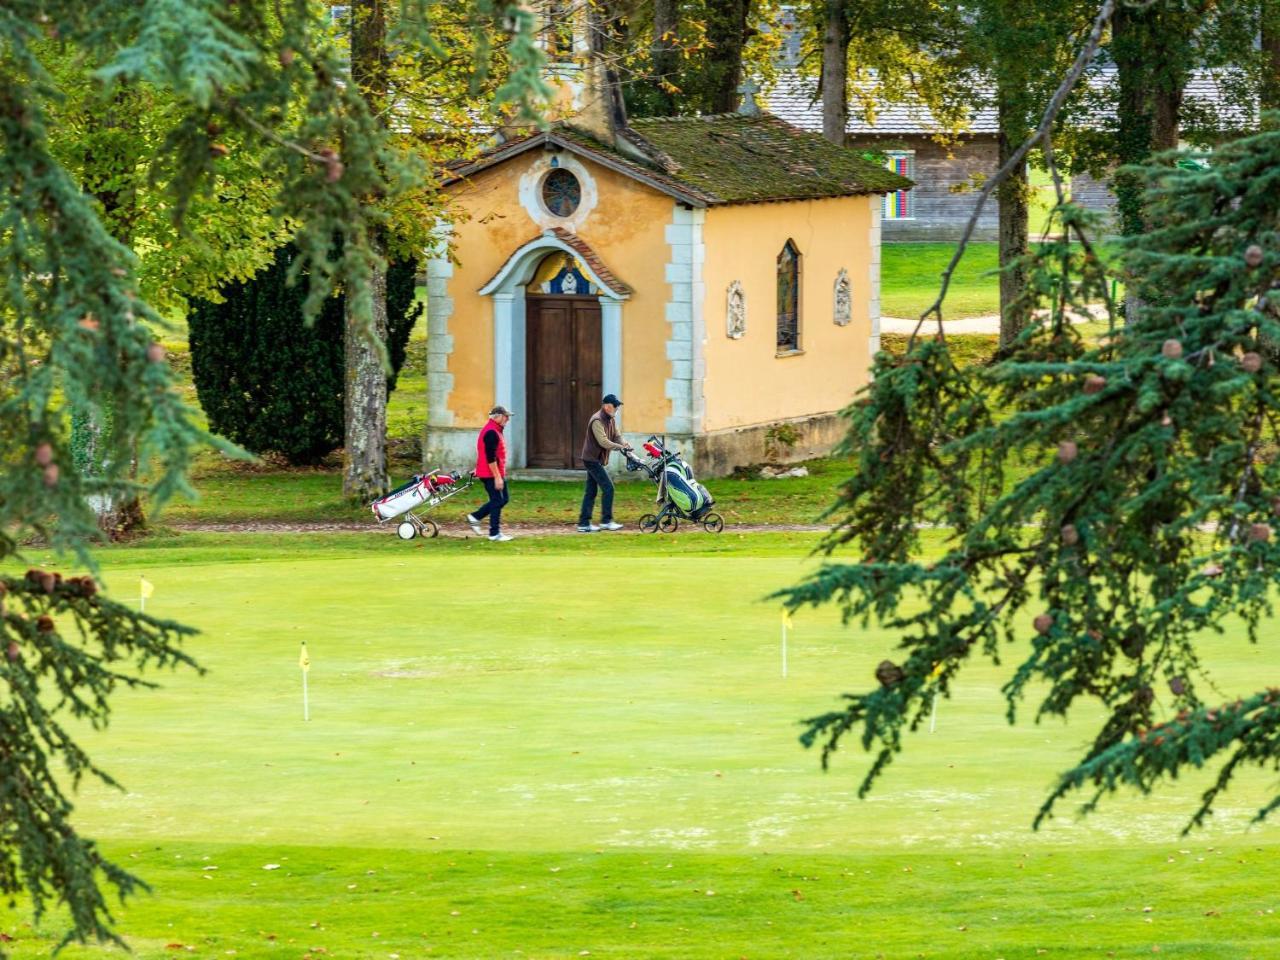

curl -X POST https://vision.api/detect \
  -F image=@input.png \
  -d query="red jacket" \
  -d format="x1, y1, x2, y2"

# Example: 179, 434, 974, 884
475, 419, 506, 478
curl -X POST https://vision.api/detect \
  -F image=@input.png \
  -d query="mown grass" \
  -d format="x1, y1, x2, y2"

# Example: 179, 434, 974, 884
160, 451, 855, 529
9, 842, 1275, 959
4, 536, 1277, 957
881, 242, 1002, 320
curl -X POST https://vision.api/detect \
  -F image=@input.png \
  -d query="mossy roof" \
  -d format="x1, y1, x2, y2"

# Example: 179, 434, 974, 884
445, 113, 911, 207
625, 113, 911, 203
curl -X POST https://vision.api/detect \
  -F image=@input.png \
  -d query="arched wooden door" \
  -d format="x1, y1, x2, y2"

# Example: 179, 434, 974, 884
525, 295, 602, 468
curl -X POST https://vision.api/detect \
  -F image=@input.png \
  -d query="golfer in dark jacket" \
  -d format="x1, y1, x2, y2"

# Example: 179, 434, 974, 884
578, 394, 631, 533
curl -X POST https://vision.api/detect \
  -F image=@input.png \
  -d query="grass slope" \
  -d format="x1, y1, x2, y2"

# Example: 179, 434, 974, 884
880, 243, 1001, 320
4, 537, 1277, 957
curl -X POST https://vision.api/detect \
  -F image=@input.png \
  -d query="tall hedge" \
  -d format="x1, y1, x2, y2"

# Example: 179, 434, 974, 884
189, 245, 422, 464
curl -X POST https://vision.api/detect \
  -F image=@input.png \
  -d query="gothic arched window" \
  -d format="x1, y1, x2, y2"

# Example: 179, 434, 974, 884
776, 240, 801, 352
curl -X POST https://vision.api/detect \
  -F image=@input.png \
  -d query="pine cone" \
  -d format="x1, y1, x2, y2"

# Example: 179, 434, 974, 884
34, 443, 53, 467
1033, 613, 1053, 635
1057, 441, 1078, 464
1240, 352, 1263, 373
1061, 524, 1079, 546
1245, 244, 1264, 267
1169, 676, 1186, 696
1249, 522, 1271, 543
36, 615, 54, 633
1082, 374, 1107, 395
1161, 339, 1184, 360
875, 660, 905, 688
5, 641, 18, 663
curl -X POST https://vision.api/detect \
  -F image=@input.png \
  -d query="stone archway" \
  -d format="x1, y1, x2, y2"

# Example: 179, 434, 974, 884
478, 229, 631, 468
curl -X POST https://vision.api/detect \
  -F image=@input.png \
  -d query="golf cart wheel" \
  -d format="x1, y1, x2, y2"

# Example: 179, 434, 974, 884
423, 518, 440, 538
639, 513, 660, 533
659, 513, 679, 533
702, 513, 725, 534
396, 520, 417, 540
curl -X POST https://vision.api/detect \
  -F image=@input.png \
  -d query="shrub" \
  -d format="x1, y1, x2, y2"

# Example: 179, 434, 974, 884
189, 245, 422, 464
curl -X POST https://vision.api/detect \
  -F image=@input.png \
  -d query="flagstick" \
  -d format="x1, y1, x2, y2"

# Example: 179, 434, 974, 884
140, 593, 145, 614
303, 669, 310, 722
929, 696, 938, 734
781, 621, 788, 679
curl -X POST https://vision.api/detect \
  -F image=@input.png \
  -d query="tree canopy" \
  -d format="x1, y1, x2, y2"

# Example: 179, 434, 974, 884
783, 92, 1280, 827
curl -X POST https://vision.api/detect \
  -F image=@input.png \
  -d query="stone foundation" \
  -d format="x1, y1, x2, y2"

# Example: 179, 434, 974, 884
691, 412, 847, 477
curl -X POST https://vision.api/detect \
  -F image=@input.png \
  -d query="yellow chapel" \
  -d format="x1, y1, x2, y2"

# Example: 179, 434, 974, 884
423, 42, 908, 477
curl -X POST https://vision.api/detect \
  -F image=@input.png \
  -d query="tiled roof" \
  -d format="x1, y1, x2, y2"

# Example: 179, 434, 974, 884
445, 113, 910, 206
766, 68, 1254, 137
548, 227, 634, 296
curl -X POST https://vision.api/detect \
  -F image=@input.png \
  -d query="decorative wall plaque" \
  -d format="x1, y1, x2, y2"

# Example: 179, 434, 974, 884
726, 280, 746, 339
833, 268, 852, 326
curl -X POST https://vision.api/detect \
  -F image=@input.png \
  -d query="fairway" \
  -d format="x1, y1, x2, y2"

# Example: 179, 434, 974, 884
6, 535, 1279, 958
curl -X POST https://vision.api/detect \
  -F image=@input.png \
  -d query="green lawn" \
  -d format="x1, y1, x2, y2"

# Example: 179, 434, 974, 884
881, 242, 1002, 320
6, 534, 1277, 957
161, 455, 854, 528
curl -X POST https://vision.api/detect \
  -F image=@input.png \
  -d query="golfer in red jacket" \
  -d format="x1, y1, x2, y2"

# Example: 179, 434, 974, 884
467, 405, 514, 541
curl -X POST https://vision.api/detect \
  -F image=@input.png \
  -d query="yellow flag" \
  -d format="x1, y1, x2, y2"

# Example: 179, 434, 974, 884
139, 576, 155, 600
299, 642, 310, 673
782, 608, 793, 629
930, 661, 945, 680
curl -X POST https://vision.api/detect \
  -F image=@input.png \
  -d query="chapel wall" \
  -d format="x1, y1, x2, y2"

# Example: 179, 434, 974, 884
698, 194, 875, 435
442, 150, 674, 435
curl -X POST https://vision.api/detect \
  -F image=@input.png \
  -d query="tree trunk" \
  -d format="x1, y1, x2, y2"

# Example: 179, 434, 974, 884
1111, 6, 1154, 324
651, 0, 679, 116
344, 0, 390, 500
1262, 0, 1280, 111
1111, 6, 1194, 323
820, 0, 851, 145
705, 0, 750, 113
343, 239, 390, 499
1110, 7, 1151, 242
1151, 80, 1183, 154
996, 96, 1029, 349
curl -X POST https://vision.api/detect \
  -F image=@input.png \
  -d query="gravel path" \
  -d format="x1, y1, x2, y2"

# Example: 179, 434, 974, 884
879, 304, 1108, 335
170, 520, 827, 537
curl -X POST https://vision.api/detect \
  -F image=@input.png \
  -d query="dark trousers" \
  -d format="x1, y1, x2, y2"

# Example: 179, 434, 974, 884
473, 477, 509, 535
578, 461, 614, 525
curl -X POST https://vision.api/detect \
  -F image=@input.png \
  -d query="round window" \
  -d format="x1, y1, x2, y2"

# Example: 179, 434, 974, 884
541, 168, 582, 218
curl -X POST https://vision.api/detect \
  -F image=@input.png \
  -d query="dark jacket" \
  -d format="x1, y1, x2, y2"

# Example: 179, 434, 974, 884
580, 409, 623, 466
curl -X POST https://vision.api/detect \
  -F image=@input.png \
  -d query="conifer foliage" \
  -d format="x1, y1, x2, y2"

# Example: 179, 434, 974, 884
782, 122, 1280, 829
0, 0, 541, 950
188, 246, 423, 465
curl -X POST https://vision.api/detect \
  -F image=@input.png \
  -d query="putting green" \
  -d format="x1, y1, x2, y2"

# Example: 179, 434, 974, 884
6, 535, 1278, 957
